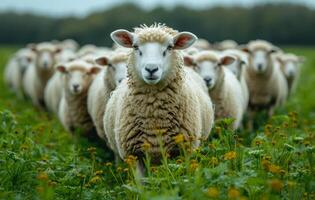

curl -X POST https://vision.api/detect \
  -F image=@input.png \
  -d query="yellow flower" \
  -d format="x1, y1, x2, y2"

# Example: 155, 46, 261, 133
268, 164, 281, 174
95, 170, 103, 175
174, 134, 185, 144
207, 187, 219, 198
224, 151, 237, 160
37, 172, 49, 181
123, 168, 129, 173
87, 147, 97, 155
125, 155, 137, 166
48, 180, 57, 187
255, 140, 263, 146
117, 167, 123, 172
189, 159, 199, 171
270, 179, 284, 192
209, 157, 219, 166
228, 188, 240, 199
176, 159, 183, 164
105, 162, 112, 167
89, 176, 101, 184
142, 141, 151, 151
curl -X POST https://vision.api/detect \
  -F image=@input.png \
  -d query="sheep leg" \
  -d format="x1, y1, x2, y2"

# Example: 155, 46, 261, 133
268, 107, 275, 118
136, 159, 146, 178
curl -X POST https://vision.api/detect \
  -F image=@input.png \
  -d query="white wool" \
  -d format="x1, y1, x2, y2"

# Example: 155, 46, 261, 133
4, 48, 36, 97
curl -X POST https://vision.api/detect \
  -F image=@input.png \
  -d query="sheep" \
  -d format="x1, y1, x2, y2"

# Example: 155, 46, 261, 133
23, 42, 61, 108
192, 38, 211, 50
222, 49, 249, 114
214, 39, 238, 50
57, 60, 101, 136
104, 24, 214, 170
184, 50, 245, 130
60, 39, 79, 51
275, 53, 304, 96
87, 49, 129, 141
77, 44, 98, 57
4, 48, 36, 97
241, 40, 288, 128
44, 49, 77, 113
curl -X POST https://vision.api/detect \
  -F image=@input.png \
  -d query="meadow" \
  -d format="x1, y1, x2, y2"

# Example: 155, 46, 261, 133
0, 46, 314, 200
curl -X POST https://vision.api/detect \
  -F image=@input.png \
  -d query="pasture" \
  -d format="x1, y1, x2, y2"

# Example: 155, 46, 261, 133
0, 46, 314, 200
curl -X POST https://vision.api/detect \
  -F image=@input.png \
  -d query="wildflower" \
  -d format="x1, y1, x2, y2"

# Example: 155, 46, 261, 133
215, 127, 222, 135
208, 143, 216, 150
224, 151, 237, 160
261, 159, 270, 170
228, 187, 240, 199
37, 172, 49, 181
87, 147, 97, 155
268, 164, 281, 174
209, 157, 219, 166
48, 180, 57, 187
176, 159, 183, 164
174, 134, 185, 144
105, 162, 112, 167
255, 140, 263, 146
125, 155, 137, 166
117, 166, 123, 172
123, 168, 129, 173
269, 179, 284, 192
95, 170, 103, 175
279, 169, 286, 176
89, 176, 101, 184
207, 187, 219, 198
189, 159, 199, 171
150, 166, 158, 173
142, 141, 151, 151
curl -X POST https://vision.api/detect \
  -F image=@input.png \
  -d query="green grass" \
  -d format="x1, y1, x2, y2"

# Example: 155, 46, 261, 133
0, 47, 314, 200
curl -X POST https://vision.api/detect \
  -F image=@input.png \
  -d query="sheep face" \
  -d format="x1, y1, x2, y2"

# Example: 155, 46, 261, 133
16, 52, 35, 75
31, 43, 61, 71
110, 29, 197, 85
278, 56, 304, 79
57, 62, 101, 95
184, 53, 235, 89
96, 56, 128, 86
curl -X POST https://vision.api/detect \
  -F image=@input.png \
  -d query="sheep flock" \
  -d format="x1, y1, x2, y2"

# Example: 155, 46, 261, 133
4, 23, 305, 175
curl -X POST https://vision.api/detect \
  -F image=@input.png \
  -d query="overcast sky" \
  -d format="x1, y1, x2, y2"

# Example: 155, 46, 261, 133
1, 0, 314, 17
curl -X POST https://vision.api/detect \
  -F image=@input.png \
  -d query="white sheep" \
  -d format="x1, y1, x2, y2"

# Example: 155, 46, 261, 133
222, 49, 249, 114
184, 50, 245, 130
4, 48, 36, 97
192, 38, 211, 50
87, 49, 129, 141
214, 39, 238, 50
242, 40, 288, 128
44, 49, 77, 113
57, 60, 101, 136
60, 39, 79, 51
275, 52, 304, 96
104, 24, 214, 170
23, 42, 61, 108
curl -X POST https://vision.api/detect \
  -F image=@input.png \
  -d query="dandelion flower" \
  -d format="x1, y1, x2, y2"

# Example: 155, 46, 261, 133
207, 187, 219, 198
174, 134, 185, 144
224, 151, 237, 160
228, 187, 240, 199
270, 179, 284, 192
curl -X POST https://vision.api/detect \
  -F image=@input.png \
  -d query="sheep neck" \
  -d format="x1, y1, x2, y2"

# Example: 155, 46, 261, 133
104, 68, 116, 92
65, 89, 93, 132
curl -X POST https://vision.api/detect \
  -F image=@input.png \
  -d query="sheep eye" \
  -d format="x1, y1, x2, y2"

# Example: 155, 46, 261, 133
167, 45, 173, 50
139, 51, 142, 56
108, 63, 113, 67
133, 45, 139, 50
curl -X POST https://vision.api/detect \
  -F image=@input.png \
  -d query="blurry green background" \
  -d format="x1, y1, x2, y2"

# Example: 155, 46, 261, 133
1, 0, 315, 46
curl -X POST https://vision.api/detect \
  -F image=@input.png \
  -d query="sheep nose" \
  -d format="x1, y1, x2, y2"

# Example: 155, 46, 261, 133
204, 77, 212, 86
118, 78, 123, 83
257, 64, 263, 71
73, 84, 80, 91
145, 64, 159, 76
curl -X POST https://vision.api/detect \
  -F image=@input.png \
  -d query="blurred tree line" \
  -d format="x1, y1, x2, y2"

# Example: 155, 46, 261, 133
1, 3, 315, 46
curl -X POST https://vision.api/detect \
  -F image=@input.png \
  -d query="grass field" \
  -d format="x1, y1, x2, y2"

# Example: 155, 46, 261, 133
0, 47, 314, 200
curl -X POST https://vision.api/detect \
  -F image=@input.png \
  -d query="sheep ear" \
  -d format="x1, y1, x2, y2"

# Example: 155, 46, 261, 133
55, 47, 62, 54
111, 29, 134, 48
28, 43, 37, 52
239, 45, 250, 53
220, 56, 235, 66
269, 47, 280, 54
95, 57, 109, 66
56, 65, 67, 73
276, 56, 284, 65
89, 67, 102, 74
173, 32, 197, 50
183, 55, 195, 67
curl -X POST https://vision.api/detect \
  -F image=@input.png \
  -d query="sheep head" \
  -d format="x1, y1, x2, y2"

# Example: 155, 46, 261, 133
110, 24, 197, 85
